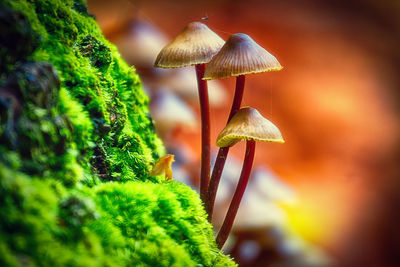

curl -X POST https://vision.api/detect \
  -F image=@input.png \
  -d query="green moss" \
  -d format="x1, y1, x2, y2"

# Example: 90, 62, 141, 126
2, 0, 164, 183
87, 181, 235, 266
79, 35, 112, 68
0, 164, 235, 266
0, 0, 236, 266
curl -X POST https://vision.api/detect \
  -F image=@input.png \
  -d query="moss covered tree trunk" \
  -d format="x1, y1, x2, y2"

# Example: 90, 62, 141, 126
0, 0, 236, 266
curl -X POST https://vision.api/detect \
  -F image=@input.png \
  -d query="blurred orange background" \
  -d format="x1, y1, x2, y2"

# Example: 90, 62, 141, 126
87, 0, 400, 266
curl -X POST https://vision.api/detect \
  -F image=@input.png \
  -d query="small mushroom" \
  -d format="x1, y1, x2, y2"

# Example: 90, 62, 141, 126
215, 107, 284, 249
150, 154, 175, 180
216, 106, 284, 147
154, 22, 224, 68
203, 33, 282, 80
155, 22, 224, 202
204, 33, 282, 220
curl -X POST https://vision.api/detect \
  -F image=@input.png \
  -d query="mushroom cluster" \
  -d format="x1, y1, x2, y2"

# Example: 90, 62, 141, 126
154, 22, 284, 249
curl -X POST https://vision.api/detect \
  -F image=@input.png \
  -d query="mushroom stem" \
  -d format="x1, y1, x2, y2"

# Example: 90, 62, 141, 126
195, 63, 211, 204
206, 75, 245, 220
227, 75, 246, 121
216, 139, 255, 249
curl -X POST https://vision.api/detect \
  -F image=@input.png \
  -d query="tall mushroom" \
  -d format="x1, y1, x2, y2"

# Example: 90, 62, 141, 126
214, 107, 284, 249
203, 33, 282, 220
154, 22, 224, 203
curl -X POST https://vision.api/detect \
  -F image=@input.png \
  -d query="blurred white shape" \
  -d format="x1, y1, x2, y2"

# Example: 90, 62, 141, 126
251, 167, 297, 205
234, 193, 287, 229
300, 245, 332, 267
278, 236, 332, 266
166, 141, 196, 166
150, 90, 196, 138
213, 159, 291, 230
214, 154, 242, 203
239, 240, 261, 262
114, 19, 169, 68
221, 233, 236, 252
278, 235, 304, 257
156, 67, 228, 107
208, 79, 227, 107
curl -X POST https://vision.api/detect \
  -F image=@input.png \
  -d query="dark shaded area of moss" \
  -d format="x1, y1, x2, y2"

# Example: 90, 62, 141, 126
0, 0, 236, 266
1, 0, 165, 185
0, 4, 41, 75
79, 35, 112, 68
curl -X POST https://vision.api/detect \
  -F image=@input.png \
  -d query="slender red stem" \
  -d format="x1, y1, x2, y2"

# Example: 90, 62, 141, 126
216, 139, 256, 249
227, 75, 246, 122
205, 75, 245, 220
195, 64, 211, 204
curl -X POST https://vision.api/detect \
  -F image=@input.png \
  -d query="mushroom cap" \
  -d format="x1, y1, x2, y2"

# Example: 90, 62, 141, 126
154, 22, 224, 68
203, 33, 283, 80
216, 107, 284, 147
150, 154, 175, 180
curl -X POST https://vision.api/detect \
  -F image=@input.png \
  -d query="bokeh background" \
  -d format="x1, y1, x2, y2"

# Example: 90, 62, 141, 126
87, 0, 400, 266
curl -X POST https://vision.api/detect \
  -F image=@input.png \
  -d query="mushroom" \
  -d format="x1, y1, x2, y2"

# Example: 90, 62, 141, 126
154, 22, 224, 202
150, 154, 175, 180
214, 107, 284, 249
203, 33, 282, 220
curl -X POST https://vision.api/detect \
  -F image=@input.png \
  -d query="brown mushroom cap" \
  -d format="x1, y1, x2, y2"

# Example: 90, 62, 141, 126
154, 22, 224, 68
203, 33, 283, 80
216, 107, 284, 147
